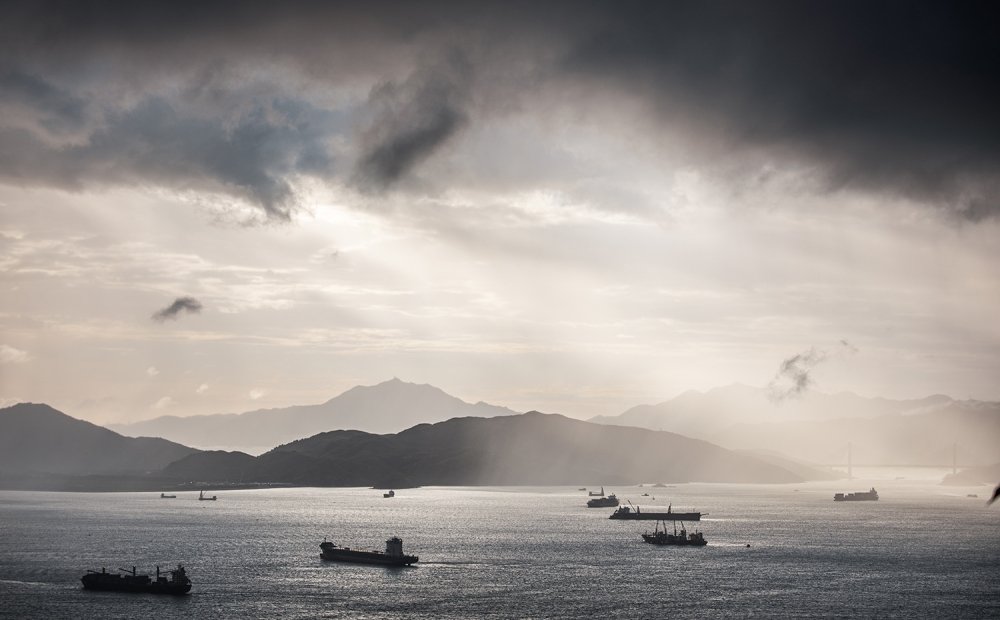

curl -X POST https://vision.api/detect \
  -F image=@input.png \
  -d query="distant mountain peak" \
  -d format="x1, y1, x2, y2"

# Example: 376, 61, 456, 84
112, 378, 519, 452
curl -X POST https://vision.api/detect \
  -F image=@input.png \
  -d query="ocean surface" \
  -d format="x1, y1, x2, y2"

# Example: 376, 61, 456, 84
1, 469, 997, 619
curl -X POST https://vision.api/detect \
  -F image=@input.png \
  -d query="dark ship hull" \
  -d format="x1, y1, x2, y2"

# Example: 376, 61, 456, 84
320, 540, 417, 566
81, 566, 191, 594
609, 506, 701, 521
834, 488, 879, 502
641, 531, 707, 546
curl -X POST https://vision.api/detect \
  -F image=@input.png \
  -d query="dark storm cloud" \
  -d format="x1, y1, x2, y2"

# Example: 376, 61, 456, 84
352, 53, 473, 191
0, 69, 87, 132
0, 89, 338, 221
152, 297, 203, 322
561, 0, 1000, 220
0, 0, 998, 220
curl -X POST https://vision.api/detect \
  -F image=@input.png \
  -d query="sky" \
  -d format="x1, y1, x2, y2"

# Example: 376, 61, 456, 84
1, 0, 999, 424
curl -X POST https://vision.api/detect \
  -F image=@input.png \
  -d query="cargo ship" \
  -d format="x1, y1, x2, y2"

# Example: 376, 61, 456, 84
834, 487, 879, 502
587, 493, 619, 508
588, 486, 606, 497
609, 504, 702, 521
81, 565, 191, 594
320, 537, 418, 566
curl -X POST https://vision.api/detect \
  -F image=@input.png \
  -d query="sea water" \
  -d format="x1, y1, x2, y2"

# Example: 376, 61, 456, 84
1, 470, 997, 619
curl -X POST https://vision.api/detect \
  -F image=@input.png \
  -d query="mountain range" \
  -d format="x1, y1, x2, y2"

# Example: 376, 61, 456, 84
161, 411, 810, 487
0, 403, 197, 477
6, 380, 996, 491
110, 378, 517, 453
0, 400, 828, 491
589, 385, 1000, 467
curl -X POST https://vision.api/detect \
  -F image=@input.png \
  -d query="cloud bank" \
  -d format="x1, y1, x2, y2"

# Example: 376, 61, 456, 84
0, 1, 996, 222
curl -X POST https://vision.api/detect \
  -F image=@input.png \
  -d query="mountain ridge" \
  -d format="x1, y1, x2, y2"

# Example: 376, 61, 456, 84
589, 385, 1000, 466
160, 410, 818, 487
0, 402, 199, 476
110, 378, 519, 452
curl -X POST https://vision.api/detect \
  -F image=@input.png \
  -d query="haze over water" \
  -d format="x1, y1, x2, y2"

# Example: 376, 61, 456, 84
1, 473, 997, 619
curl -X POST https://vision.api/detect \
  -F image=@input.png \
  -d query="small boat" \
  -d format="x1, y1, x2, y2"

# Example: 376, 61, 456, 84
967, 494, 979, 498
833, 487, 878, 502
81, 565, 191, 594
588, 486, 606, 497
160, 493, 176, 499
320, 537, 418, 566
578, 487, 587, 491
383, 490, 395, 498
587, 493, 619, 508
641, 493, 650, 496
198, 490, 217, 501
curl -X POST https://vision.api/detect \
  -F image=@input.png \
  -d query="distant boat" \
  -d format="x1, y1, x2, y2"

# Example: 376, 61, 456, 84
609, 504, 702, 521
587, 493, 619, 508
198, 490, 217, 501
641, 521, 707, 547
160, 493, 176, 499
641, 493, 650, 496
967, 494, 979, 498
578, 487, 587, 491
320, 537, 418, 566
81, 565, 191, 594
588, 486, 605, 497
834, 487, 878, 502
383, 490, 395, 498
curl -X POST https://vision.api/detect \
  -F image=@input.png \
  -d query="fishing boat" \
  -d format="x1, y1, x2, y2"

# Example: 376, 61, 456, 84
641, 520, 707, 546
81, 565, 191, 594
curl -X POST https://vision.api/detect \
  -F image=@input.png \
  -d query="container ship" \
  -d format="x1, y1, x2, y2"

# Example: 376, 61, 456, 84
320, 537, 418, 566
834, 487, 879, 501
609, 504, 702, 521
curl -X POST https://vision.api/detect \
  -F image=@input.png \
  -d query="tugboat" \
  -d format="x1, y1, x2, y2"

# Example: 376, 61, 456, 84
320, 537, 418, 566
587, 493, 619, 508
641, 521, 707, 546
833, 487, 878, 502
81, 565, 191, 594
198, 490, 217, 501
383, 490, 395, 498
609, 503, 702, 521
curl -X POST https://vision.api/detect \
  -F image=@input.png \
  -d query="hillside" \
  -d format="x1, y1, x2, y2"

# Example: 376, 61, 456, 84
591, 386, 1000, 467
111, 378, 518, 452
162, 411, 810, 487
0, 403, 198, 477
